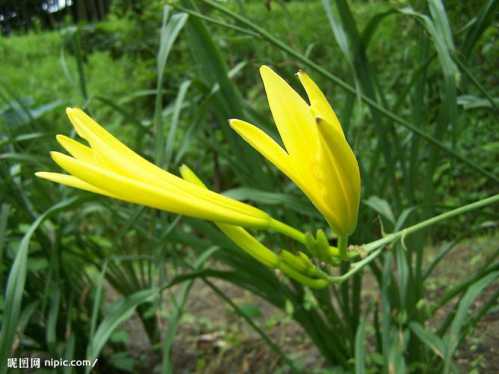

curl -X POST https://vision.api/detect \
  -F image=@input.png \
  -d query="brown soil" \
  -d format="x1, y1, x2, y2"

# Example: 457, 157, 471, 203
121, 234, 498, 373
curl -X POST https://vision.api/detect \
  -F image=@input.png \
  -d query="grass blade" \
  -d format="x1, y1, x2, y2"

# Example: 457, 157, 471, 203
154, 6, 189, 166
463, 0, 498, 59
444, 271, 499, 373
0, 197, 78, 374
409, 322, 445, 359
354, 317, 367, 374
162, 247, 218, 374
165, 80, 191, 169
86, 288, 159, 373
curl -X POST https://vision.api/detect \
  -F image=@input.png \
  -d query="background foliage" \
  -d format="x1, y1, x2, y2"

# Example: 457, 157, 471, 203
0, 0, 497, 372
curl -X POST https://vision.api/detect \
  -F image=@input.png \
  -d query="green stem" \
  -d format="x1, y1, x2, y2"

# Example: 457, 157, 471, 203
199, 0, 499, 184
453, 55, 497, 110
269, 218, 306, 243
338, 236, 348, 260
364, 194, 499, 253
331, 194, 499, 283
272, 193, 498, 284
73, 27, 88, 103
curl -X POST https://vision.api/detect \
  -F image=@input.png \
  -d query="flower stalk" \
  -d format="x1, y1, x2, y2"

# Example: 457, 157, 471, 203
338, 236, 349, 261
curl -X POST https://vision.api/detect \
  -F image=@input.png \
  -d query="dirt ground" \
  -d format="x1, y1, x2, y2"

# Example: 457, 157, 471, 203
122, 234, 498, 373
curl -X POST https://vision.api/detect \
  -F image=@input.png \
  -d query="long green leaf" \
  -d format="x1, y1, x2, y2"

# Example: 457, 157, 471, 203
154, 6, 189, 166
0, 198, 78, 374
86, 288, 158, 370
463, 0, 498, 59
409, 322, 445, 359
180, 0, 271, 187
165, 80, 191, 169
354, 317, 367, 374
443, 271, 499, 373
0, 204, 9, 282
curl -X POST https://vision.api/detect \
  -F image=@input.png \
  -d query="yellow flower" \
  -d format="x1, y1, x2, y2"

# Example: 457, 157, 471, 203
36, 108, 272, 227
230, 66, 360, 236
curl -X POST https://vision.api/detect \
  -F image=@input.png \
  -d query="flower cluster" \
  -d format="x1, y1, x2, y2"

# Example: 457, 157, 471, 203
37, 67, 360, 288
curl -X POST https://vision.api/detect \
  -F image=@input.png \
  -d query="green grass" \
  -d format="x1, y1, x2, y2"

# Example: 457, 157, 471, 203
0, 27, 151, 133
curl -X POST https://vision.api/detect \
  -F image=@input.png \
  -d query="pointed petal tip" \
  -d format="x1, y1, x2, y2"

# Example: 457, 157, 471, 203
296, 69, 306, 77
65, 107, 76, 116
55, 134, 69, 144
50, 151, 69, 163
228, 118, 244, 130
179, 164, 191, 175
259, 65, 271, 73
229, 119, 257, 134
35, 171, 63, 180
259, 65, 276, 80
66, 107, 87, 120
178, 164, 190, 174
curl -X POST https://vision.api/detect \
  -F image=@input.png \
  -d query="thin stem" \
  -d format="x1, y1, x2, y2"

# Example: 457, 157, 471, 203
173, 4, 260, 38
331, 194, 499, 283
364, 194, 499, 253
269, 218, 306, 243
272, 193, 498, 284
454, 55, 498, 110
338, 236, 348, 260
73, 27, 88, 103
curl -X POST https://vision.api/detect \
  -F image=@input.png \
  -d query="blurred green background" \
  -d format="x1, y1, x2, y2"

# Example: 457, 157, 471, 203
0, 0, 497, 373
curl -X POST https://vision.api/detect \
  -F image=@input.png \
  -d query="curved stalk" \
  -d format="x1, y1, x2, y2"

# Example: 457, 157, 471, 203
364, 194, 499, 253
329, 194, 499, 283
270, 193, 498, 279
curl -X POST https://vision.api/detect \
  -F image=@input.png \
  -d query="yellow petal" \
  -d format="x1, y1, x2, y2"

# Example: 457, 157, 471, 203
229, 119, 327, 221
229, 119, 298, 182
317, 117, 360, 234
258, 67, 331, 215
50, 152, 269, 227
259, 66, 319, 160
297, 71, 344, 137
65, 108, 267, 220
56, 135, 94, 163
35, 172, 117, 197
65, 108, 129, 155
179, 164, 206, 187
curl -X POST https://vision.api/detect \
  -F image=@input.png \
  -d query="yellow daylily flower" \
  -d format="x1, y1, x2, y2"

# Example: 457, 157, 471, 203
36, 108, 272, 228
230, 66, 360, 236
